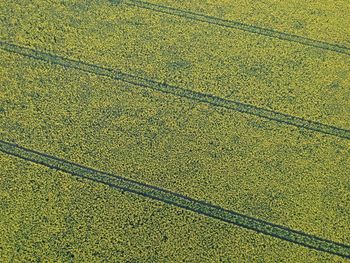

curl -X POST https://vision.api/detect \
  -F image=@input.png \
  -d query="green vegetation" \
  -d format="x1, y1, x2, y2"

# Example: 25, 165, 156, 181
139, 0, 350, 48
124, 0, 350, 55
0, 154, 347, 262
2, 41, 348, 139
1, 49, 349, 244
1, 0, 350, 129
2, 140, 349, 257
1, 0, 349, 261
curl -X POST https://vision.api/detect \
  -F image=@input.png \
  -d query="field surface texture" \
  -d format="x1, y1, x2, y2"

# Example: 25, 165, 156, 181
0, 0, 349, 262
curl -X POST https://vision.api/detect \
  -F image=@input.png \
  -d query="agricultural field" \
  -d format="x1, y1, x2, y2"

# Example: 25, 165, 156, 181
1, 0, 350, 262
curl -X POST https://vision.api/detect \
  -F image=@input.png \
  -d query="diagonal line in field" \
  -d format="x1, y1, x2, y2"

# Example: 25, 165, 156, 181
0, 139, 349, 258
123, 0, 350, 56
1, 40, 349, 139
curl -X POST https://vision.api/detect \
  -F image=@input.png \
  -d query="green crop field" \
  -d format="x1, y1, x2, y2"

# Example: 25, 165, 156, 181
1, 0, 349, 262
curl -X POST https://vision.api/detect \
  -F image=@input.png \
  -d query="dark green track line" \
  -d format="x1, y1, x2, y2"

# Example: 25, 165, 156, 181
1, 40, 349, 139
122, 0, 350, 56
0, 140, 349, 258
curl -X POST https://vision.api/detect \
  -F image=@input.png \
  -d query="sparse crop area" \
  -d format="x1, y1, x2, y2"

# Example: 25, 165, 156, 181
1, 0, 349, 262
